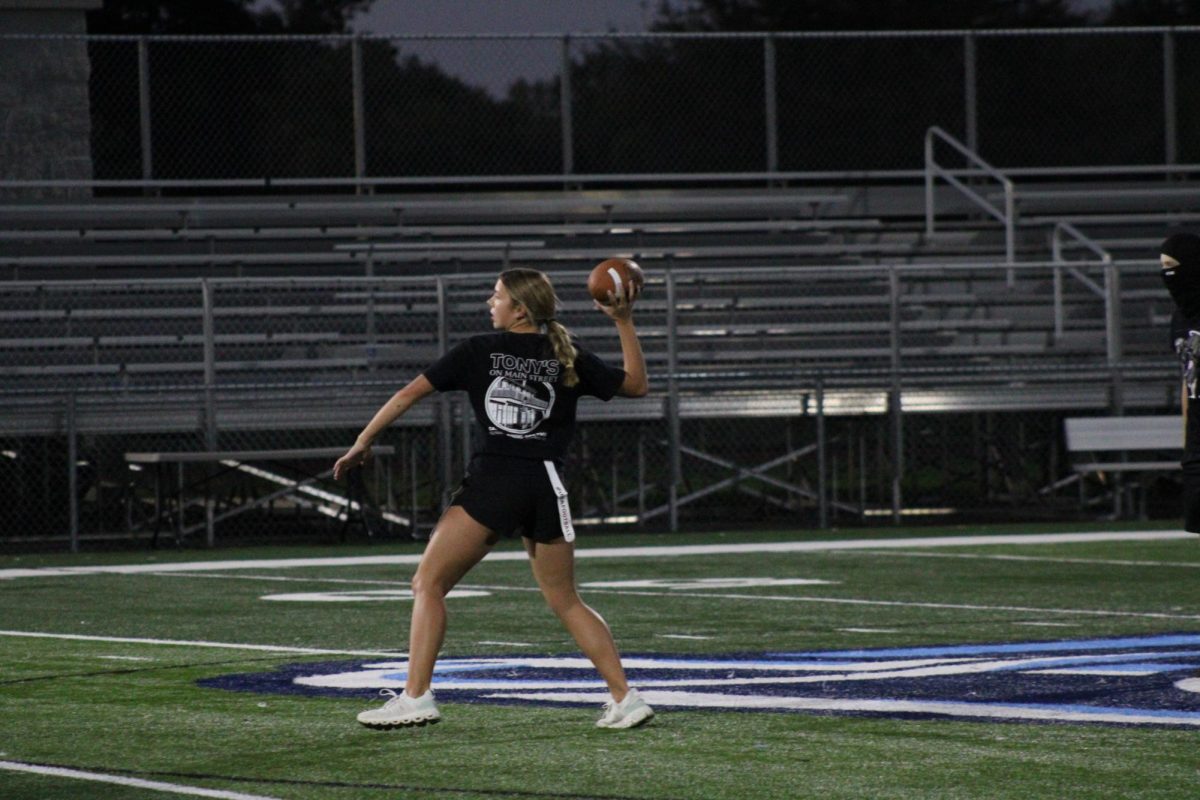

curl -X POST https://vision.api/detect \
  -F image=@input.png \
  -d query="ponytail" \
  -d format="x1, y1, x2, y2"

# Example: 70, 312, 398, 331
543, 319, 579, 387
499, 268, 579, 388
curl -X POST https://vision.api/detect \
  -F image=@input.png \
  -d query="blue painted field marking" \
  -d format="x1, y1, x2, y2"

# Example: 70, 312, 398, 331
205, 632, 1200, 727
772, 633, 1200, 659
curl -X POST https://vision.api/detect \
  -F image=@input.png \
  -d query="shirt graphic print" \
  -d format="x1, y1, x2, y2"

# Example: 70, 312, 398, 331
484, 354, 558, 438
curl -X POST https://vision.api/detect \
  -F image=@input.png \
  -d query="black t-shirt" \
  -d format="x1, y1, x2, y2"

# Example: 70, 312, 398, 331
423, 331, 626, 461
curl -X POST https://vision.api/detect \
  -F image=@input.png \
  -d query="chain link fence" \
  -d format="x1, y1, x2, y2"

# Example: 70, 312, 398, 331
0, 262, 1182, 552
7, 29, 1200, 187
775, 34, 967, 171
975, 31, 1166, 166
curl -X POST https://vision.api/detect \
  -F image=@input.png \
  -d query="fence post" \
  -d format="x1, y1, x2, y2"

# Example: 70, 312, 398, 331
637, 427, 646, 523
923, 130, 935, 239
352, 34, 367, 190
137, 37, 153, 184
459, 394, 472, 472
764, 34, 778, 176
816, 377, 827, 529
436, 276, 448, 360
436, 277, 453, 505
560, 35, 574, 177
1107, 262, 1127, 514
200, 279, 217, 450
963, 33, 977, 153
889, 267, 903, 523
1105, 262, 1125, 415
1050, 225, 1065, 342
67, 393, 79, 553
410, 441, 420, 538
666, 269, 680, 532
438, 397, 454, 508
1164, 30, 1177, 167
365, 265, 378, 370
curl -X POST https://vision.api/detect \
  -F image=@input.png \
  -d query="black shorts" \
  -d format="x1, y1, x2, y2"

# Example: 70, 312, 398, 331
448, 454, 574, 543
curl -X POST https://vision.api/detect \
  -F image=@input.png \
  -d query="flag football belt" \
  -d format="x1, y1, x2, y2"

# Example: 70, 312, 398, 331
1183, 330, 1200, 400
542, 460, 575, 543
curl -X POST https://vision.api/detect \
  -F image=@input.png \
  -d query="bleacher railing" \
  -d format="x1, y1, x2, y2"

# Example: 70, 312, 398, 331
1050, 221, 1113, 346
924, 126, 1016, 267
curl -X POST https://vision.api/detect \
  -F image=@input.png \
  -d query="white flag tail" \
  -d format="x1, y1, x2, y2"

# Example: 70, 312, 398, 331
543, 460, 575, 542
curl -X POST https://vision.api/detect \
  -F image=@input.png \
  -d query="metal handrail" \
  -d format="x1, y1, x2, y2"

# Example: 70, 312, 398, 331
1049, 222, 1117, 352
924, 126, 1016, 268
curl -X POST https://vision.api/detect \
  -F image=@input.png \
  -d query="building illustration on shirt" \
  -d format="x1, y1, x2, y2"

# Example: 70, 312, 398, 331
484, 377, 555, 435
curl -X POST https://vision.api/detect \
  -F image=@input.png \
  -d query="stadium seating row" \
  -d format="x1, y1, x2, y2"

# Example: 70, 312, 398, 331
0, 266, 1166, 395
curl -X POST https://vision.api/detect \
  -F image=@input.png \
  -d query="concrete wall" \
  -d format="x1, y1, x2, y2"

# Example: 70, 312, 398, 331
0, 1, 102, 198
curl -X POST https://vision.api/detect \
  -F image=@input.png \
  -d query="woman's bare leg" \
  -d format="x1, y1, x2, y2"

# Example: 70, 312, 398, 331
405, 506, 495, 697
525, 537, 630, 701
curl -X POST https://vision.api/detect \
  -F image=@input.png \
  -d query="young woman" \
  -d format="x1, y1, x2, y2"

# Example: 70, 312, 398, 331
333, 267, 654, 730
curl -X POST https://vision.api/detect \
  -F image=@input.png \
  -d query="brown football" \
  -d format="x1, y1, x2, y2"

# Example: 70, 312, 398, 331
587, 258, 645, 305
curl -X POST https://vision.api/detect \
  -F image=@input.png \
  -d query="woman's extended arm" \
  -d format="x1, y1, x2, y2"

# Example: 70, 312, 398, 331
596, 284, 648, 398
333, 374, 436, 480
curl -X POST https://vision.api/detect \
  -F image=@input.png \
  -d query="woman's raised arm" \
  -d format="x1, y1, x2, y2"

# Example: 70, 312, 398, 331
333, 374, 436, 480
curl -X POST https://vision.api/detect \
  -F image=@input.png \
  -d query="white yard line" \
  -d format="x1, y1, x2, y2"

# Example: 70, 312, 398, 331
80, 573, 1198, 622
160, 572, 413, 586
848, 549, 1200, 569
574, 587, 1200, 621
0, 630, 406, 658
1, 530, 1192, 580
0, 761, 282, 800
658, 634, 714, 640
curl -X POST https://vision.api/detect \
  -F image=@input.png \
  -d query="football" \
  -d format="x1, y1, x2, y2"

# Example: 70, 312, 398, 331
587, 258, 644, 305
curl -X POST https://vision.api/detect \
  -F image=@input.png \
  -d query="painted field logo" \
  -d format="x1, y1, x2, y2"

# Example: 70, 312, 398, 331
201, 633, 1200, 727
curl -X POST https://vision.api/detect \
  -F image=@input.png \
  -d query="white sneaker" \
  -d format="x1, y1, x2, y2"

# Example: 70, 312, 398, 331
596, 688, 654, 729
357, 689, 441, 729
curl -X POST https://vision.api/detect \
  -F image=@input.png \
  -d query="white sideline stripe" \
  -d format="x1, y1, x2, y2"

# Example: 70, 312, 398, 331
0, 630, 406, 657
0, 530, 1192, 580
490, 691, 1200, 727
0, 760, 282, 800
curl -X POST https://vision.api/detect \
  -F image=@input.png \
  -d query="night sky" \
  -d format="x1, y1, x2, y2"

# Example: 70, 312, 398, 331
350, 0, 670, 98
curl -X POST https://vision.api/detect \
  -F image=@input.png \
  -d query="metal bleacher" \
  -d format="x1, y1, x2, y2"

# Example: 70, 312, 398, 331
0, 171, 1187, 439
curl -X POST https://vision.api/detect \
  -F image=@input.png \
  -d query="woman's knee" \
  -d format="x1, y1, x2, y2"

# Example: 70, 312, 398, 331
542, 588, 583, 617
410, 568, 451, 600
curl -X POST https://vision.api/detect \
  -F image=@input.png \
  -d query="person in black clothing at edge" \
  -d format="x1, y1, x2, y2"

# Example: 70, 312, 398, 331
1160, 233, 1200, 533
333, 267, 655, 730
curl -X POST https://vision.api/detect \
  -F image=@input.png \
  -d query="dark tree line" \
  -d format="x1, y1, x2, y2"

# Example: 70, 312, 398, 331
655, 0, 1200, 29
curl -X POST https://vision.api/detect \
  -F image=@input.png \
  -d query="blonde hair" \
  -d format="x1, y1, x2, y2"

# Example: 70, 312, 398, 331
500, 268, 579, 387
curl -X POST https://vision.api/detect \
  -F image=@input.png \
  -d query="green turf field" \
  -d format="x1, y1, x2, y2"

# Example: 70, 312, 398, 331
3, 521, 1200, 799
